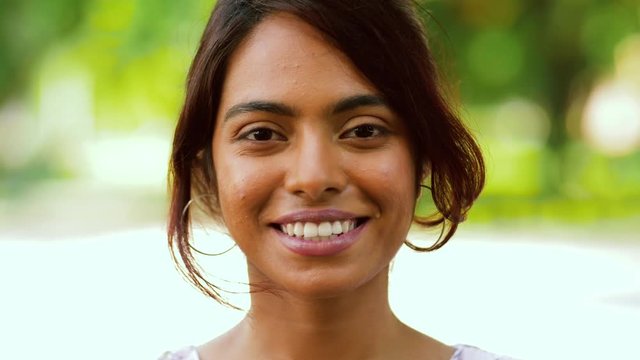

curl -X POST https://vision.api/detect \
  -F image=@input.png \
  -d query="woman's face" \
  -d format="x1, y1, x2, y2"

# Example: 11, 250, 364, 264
212, 14, 417, 299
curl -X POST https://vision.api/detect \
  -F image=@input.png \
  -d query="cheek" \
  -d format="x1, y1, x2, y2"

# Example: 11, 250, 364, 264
213, 153, 276, 226
377, 146, 415, 197
384, 161, 416, 213
387, 158, 417, 229
350, 144, 416, 217
216, 161, 249, 216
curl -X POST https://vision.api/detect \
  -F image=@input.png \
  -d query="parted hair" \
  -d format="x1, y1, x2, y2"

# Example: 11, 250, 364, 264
168, 0, 485, 306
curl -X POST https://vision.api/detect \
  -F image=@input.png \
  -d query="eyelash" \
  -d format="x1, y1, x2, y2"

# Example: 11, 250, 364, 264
240, 127, 285, 141
340, 124, 389, 139
238, 123, 389, 142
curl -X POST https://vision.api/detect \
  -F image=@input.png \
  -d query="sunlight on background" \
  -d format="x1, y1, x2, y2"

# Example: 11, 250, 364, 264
583, 81, 640, 156
0, 0, 639, 359
581, 35, 640, 158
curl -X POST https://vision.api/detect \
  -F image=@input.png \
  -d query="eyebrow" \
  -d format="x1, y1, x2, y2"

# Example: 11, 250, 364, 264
224, 101, 297, 121
330, 94, 387, 115
223, 94, 387, 122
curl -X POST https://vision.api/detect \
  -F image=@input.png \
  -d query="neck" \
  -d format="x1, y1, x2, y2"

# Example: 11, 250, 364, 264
239, 268, 405, 360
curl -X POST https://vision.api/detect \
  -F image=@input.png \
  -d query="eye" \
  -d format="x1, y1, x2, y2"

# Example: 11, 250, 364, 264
342, 124, 387, 139
242, 128, 285, 141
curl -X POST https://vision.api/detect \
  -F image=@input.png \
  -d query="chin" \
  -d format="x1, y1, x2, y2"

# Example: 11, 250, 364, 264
274, 264, 388, 301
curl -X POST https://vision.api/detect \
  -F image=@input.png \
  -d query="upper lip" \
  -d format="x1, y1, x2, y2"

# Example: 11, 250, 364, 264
272, 209, 363, 224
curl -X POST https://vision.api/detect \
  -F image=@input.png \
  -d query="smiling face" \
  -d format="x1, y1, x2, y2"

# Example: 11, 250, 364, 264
212, 14, 417, 299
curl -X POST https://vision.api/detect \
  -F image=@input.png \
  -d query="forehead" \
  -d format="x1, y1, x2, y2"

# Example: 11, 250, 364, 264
219, 13, 378, 108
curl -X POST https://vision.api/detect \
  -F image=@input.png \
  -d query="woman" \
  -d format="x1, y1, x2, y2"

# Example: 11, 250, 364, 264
163, 1, 510, 359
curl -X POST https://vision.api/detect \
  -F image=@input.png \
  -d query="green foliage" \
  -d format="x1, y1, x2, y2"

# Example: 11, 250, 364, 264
420, 0, 640, 220
1, 0, 639, 221
0, 0, 87, 100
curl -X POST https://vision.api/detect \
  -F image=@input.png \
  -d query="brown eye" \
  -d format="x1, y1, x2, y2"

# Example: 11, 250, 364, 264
342, 124, 387, 139
353, 125, 376, 138
250, 129, 273, 141
243, 128, 285, 141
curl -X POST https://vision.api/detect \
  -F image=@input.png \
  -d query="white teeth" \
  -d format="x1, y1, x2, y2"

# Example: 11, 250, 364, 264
317, 222, 333, 237
280, 219, 360, 239
332, 221, 342, 234
303, 222, 318, 238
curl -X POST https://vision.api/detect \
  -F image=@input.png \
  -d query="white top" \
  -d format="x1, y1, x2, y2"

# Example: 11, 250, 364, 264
159, 344, 516, 359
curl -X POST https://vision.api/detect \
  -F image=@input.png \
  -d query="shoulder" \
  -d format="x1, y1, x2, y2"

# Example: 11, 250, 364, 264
158, 346, 199, 360
451, 344, 518, 360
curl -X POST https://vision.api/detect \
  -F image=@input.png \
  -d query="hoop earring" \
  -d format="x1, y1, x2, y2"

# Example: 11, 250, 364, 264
181, 194, 237, 256
419, 183, 432, 196
420, 184, 432, 191
406, 184, 446, 252
403, 223, 446, 252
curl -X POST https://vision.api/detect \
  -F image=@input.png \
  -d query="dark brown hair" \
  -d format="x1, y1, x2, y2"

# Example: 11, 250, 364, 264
168, 0, 485, 305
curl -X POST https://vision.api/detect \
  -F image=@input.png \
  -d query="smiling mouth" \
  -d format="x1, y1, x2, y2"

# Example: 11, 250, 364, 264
271, 217, 369, 241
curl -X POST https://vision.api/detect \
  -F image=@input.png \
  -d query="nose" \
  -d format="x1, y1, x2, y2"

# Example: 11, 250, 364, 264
284, 129, 347, 201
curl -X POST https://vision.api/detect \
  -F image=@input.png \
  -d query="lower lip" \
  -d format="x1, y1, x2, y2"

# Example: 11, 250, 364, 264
274, 222, 366, 257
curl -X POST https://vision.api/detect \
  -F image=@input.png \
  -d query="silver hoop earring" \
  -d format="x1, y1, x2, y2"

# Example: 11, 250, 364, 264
181, 194, 237, 256
407, 184, 447, 252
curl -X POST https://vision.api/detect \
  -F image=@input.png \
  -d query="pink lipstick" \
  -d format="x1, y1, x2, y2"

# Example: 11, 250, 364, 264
271, 209, 368, 256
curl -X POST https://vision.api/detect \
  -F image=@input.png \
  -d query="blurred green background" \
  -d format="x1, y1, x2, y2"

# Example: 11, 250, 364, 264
0, 0, 639, 236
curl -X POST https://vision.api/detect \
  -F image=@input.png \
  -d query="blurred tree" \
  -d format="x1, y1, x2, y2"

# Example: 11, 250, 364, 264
422, 0, 639, 196
1, 0, 639, 219
0, 0, 87, 102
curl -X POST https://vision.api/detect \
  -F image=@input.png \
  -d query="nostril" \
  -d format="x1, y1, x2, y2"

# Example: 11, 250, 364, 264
291, 185, 343, 201
284, 153, 348, 200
